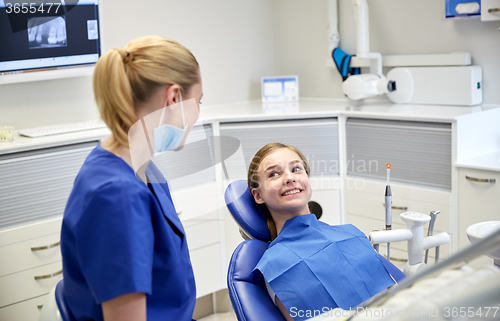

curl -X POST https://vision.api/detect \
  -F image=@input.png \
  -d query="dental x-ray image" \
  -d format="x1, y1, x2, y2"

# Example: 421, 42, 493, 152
28, 17, 68, 49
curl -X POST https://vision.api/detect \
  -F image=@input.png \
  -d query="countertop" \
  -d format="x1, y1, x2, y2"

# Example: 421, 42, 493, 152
199, 99, 486, 123
0, 98, 495, 155
454, 151, 500, 172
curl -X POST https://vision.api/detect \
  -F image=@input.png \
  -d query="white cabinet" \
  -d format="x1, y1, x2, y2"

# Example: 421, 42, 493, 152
182, 208, 225, 298
0, 295, 49, 321
0, 217, 63, 321
457, 167, 500, 268
0, 141, 96, 321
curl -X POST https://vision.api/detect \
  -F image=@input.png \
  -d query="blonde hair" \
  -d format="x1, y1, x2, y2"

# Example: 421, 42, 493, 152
247, 143, 310, 240
93, 36, 200, 151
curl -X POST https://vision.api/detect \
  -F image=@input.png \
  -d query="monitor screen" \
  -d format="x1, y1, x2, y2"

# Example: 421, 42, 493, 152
0, 0, 102, 84
261, 76, 299, 103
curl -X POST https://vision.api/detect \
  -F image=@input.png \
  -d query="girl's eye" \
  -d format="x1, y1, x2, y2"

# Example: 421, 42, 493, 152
292, 166, 301, 172
269, 172, 279, 178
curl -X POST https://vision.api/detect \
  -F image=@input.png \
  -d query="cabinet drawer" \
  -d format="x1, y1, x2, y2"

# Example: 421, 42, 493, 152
184, 212, 220, 251
190, 243, 223, 298
0, 261, 62, 308
0, 233, 61, 277
173, 183, 218, 221
458, 168, 500, 251
0, 294, 48, 321
0, 217, 62, 246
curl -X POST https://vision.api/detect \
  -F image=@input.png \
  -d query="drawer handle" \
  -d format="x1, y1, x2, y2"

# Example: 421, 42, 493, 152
488, 8, 500, 13
31, 241, 60, 252
465, 175, 497, 183
38, 305, 43, 310
177, 211, 182, 216
382, 203, 408, 211
34, 269, 62, 280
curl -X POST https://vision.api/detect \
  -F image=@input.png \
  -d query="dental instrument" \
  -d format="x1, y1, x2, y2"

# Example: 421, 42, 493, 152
385, 163, 392, 260
424, 210, 440, 264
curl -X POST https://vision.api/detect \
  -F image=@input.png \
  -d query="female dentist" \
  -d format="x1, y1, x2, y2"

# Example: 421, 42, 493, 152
60, 36, 203, 321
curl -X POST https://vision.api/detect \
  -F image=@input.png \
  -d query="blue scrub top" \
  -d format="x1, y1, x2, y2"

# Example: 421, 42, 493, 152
60, 144, 196, 321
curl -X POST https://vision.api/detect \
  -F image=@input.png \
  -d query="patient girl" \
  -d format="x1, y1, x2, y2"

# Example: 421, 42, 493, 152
248, 143, 396, 321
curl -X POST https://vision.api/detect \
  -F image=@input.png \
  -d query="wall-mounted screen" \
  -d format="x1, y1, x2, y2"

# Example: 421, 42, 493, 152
0, 0, 102, 84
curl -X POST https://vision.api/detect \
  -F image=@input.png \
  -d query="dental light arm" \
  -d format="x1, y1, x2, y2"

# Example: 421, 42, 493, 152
342, 0, 396, 100
352, 0, 379, 74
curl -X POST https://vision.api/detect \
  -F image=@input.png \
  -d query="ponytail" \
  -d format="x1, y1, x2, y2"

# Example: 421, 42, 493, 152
93, 49, 136, 150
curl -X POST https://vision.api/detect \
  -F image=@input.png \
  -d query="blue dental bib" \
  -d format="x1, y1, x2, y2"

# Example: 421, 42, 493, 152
254, 214, 395, 320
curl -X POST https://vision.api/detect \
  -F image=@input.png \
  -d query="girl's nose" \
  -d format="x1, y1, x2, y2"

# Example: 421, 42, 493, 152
283, 170, 296, 185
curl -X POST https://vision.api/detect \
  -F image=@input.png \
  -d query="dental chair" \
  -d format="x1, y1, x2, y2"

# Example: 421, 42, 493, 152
225, 180, 406, 321
38, 279, 75, 321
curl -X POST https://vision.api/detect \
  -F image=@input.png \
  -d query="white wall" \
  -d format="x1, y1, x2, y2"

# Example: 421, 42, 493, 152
3, 0, 499, 131
0, 0, 277, 130
273, 0, 500, 105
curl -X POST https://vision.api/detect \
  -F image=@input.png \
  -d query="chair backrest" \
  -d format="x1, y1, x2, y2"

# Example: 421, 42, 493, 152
38, 279, 75, 321
225, 180, 285, 321
55, 279, 76, 321
224, 180, 271, 241
224, 180, 406, 320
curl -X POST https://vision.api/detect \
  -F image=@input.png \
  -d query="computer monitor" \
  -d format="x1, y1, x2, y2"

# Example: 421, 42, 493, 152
0, 0, 102, 85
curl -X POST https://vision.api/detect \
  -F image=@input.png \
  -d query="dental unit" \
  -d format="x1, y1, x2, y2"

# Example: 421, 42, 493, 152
369, 165, 450, 277
370, 211, 450, 277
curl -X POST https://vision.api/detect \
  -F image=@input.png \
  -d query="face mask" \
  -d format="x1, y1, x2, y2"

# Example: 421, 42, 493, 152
153, 92, 188, 155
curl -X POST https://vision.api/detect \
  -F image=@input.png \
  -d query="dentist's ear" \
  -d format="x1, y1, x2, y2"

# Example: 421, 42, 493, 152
251, 188, 265, 205
165, 84, 181, 107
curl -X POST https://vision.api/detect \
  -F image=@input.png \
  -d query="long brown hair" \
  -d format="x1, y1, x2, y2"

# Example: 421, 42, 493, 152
247, 143, 310, 240
93, 36, 200, 151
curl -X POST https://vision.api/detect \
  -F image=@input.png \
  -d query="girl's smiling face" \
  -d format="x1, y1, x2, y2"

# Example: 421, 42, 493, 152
251, 148, 312, 219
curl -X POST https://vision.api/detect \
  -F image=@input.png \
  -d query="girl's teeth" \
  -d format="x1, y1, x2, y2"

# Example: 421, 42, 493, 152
284, 189, 300, 196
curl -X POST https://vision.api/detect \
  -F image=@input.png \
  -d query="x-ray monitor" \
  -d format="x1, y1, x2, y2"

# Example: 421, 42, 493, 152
0, 0, 102, 84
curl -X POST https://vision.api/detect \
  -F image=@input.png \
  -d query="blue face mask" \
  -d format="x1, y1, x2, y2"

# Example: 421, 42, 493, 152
153, 93, 188, 155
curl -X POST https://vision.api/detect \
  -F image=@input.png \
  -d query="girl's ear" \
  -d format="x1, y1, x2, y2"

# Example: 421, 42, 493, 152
251, 188, 265, 204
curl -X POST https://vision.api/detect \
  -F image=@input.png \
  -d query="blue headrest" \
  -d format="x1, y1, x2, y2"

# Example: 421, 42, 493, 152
225, 180, 271, 242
